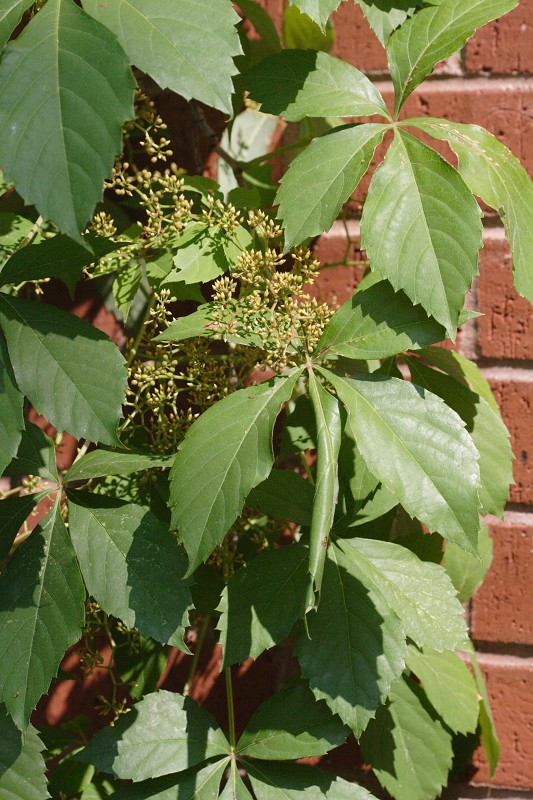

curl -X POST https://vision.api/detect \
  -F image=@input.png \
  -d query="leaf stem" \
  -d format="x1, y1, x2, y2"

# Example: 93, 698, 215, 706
183, 615, 210, 696
225, 665, 237, 751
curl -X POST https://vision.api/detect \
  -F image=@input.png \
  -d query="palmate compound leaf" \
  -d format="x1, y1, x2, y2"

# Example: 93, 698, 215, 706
407, 118, 533, 303
339, 537, 468, 652
306, 370, 341, 611
68, 491, 192, 652
0, 707, 50, 800
315, 279, 456, 362
82, 0, 242, 115
79, 690, 230, 781
405, 356, 513, 518
360, 676, 453, 800
246, 741, 378, 800
405, 645, 479, 735
318, 367, 481, 554
387, 0, 518, 114
112, 758, 229, 800
0, 329, 24, 476
245, 50, 390, 122
170, 371, 302, 576
0, 499, 85, 730
295, 540, 407, 737
217, 543, 309, 668
276, 123, 388, 250
0, 0, 135, 242
237, 680, 349, 760
287, 0, 344, 31
0, 295, 128, 446
360, 130, 482, 339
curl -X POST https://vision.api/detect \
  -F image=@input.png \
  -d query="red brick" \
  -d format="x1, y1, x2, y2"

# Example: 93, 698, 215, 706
312, 220, 367, 306
485, 369, 533, 505
477, 228, 533, 361
463, 2, 533, 76
331, 1, 388, 72
251, 0, 284, 30
471, 653, 533, 789
471, 513, 533, 645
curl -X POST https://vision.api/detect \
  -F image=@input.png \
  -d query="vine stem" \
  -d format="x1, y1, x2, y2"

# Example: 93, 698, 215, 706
225, 666, 237, 751
183, 615, 210, 697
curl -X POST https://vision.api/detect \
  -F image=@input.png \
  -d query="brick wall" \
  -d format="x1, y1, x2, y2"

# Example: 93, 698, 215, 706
261, 0, 533, 796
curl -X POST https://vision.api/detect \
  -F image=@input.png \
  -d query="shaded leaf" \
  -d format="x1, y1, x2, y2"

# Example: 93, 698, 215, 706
0, 492, 39, 561
469, 648, 499, 776
283, 5, 335, 50
406, 646, 479, 735
0, 295, 127, 445
360, 676, 453, 800
217, 543, 308, 667
246, 470, 314, 526
0, 0, 135, 241
320, 368, 481, 554
388, 0, 518, 113
444, 522, 493, 604
340, 537, 468, 651
0, 1, 33, 53
83, 0, 242, 115
360, 131, 482, 338
238, 0, 281, 52
287, 0, 344, 31
0, 329, 23, 476
64, 449, 174, 484
237, 680, 349, 759
245, 50, 390, 121
0, 500, 85, 729
277, 124, 387, 249
4, 421, 58, 483
68, 491, 192, 652
295, 541, 406, 736
114, 632, 168, 701
112, 758, 229, 800
0, 707, 50, 800
170, 372, 301, 575
408, 117, 533, 303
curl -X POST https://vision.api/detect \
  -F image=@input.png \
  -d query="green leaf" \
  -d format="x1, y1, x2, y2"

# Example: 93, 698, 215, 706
165, 227, 247, 286
360, 131, 482, 338
75, 714, 134, 775
306, 371, 341, 610
295, 541, 406, 736
245, 50, 390, 122
0, 493, 39, 561
155, 305, 217, 343
0, 0, 135, 241
287, 0, 343, 31
417, 345, 499, 412
237, 680, 349, 759
0, 708, 50, 800
68, 491, 192, 652
388, 0, 518, 113
113, 262, 143, 322
407, 118, 533, 303
468, 649, 499, 776
444, 521, 493, 603
114, 632, 167, 701
48, 756, 95, 799
83, 690, 230, 781
0, 1, 33, 53
315, 279, 454, 361
0, 295, 127, 446
0, 499, 85, 729
0, 214, 34, 247
406, 646, 479, 735
340, 537, 468, 651
83, 0, 241, 115
320, 368, 481, 554
283, 5, 335, 50
280, 395, 316, 456
246, 470, 314, 526
112, 758, 229, 800
405, 356, 513, 518
64, 449, 174, 484
238, 0, 281, 52
216, 543, 308, 667
0, 330, 23, 476
277, 123, 387, 249
3, 421, 58, 483
170, 372, 301, 576
0, 234, 122, 289
219, 758, 253, 800
247, 757, 376, 800
356, 1, 421, 46
360, 676, 453, 800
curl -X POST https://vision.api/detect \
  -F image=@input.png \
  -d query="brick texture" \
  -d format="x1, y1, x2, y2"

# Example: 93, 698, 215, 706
471, 513, 533, 644
463, 2, 533, 75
